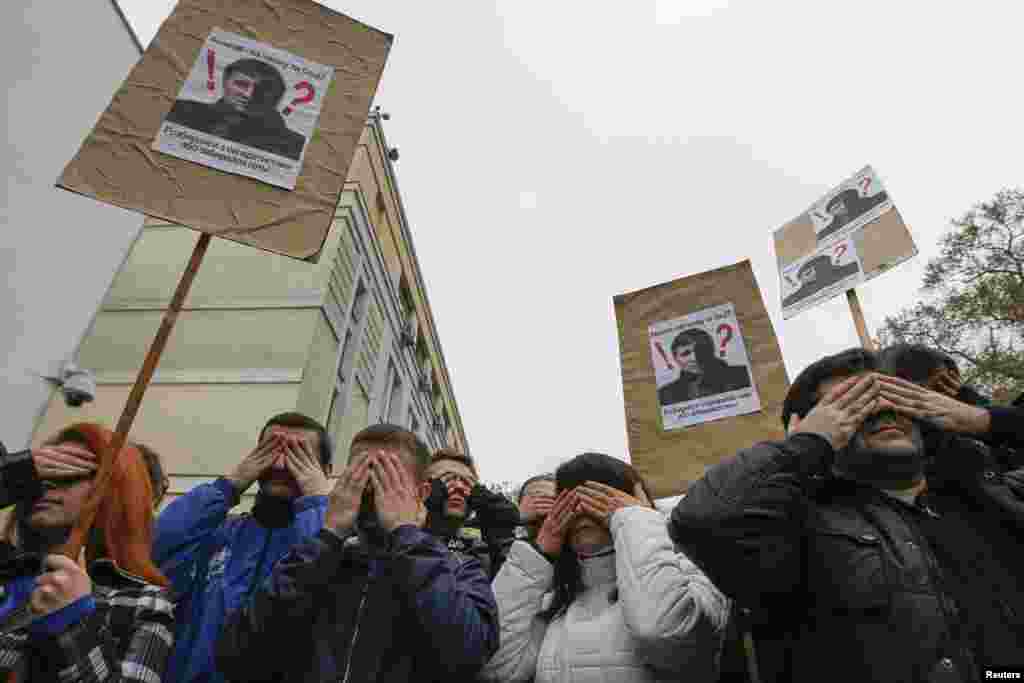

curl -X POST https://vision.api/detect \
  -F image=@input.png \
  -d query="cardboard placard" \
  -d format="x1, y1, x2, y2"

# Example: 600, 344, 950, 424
58, 0, 392, 262
615, 261, 789, 498
774, 165, 917, 318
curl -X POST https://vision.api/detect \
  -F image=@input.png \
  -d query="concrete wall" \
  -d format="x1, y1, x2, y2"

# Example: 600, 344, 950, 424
1, 1, 144, 450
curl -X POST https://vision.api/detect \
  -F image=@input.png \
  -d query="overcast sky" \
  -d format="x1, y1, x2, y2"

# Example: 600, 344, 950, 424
120, 0, 1022, 488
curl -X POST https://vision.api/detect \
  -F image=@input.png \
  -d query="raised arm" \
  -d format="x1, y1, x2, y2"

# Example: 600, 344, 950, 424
670, 374, 877, 610
612, 506, 730, 676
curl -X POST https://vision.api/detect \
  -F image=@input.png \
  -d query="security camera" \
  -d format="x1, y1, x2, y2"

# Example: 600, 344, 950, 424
61, 364, 96, 407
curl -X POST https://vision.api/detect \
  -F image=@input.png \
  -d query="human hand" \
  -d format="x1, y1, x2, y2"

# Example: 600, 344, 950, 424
324, 455, 372, 536
878, 374, 990, 434
519, 492, 555, 524
788, 374, 881, 450
534, 490, 579, 558
32, 444, 97, 481
576, 481, 648, 527
283, 436, 331, 497
227, 435, 282, 495
928, 368, 962, 398
467, 484, 521, 528
29, 555, 92, 617
370, 452, 424, 533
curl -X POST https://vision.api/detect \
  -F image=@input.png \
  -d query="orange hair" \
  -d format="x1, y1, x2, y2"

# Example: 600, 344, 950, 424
44, 423, 168, 588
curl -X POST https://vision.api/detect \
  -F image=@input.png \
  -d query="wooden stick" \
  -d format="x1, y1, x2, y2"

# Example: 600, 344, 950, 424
60, 232, 212, 559
846, 288, 874, 350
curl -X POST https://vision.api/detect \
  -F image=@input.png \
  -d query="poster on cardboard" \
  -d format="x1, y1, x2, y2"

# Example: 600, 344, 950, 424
780, 236, 863, 319
648, 303, 761, 430
810, 165, 893, 245
57, 0, 393, 262
153, 29, 333, 190
772, 165, 917, 320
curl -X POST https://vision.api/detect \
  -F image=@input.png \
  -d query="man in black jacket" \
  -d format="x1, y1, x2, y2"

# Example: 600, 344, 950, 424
165, 58, 306, 161
670, 348, 1024, 682
216, 423, 498, 683
422, 449, 519, 578
657, 328, 751, 406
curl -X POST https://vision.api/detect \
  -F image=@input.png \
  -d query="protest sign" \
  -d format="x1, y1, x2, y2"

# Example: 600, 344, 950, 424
615, 261, 788, 498
154, 29, 334, 190
774, 165, 917, 322
58, 0, 392, 262
649, 303, 761, 430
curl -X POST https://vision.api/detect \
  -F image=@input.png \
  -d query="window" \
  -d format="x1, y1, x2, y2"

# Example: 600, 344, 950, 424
380, 362, 403, 424
328, 282, 369, 448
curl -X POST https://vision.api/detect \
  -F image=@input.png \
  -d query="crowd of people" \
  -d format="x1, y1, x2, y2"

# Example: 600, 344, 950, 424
0, 342, 1021, 682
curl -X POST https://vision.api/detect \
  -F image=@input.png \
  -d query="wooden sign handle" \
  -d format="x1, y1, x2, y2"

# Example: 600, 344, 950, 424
59, 232, 212, 560
846, 288, 875, 351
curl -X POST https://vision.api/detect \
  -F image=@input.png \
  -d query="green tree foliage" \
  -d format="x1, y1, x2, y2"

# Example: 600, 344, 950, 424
880, 189, 1024, 400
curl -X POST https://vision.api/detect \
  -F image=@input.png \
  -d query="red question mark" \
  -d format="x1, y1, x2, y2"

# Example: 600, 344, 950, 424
716, 324, 733, 357
833, 243, 847, 264
859, 175, 872, 195
206, 49, 216, 92
283, 81, 315, 116
653, 341, 674, 369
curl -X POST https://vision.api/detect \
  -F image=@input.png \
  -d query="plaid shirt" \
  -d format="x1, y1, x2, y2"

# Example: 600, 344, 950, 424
0, 559, 174, 682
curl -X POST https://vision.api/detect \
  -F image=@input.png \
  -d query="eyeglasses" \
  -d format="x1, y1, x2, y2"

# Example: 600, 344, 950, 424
436, 473, 476, 490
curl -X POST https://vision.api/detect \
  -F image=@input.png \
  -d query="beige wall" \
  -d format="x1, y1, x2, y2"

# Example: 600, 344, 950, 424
35, 117, 468, 503
36, 383, 301, 481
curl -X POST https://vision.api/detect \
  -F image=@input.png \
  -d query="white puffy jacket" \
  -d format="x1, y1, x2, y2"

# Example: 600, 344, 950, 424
480, 506, 729, 683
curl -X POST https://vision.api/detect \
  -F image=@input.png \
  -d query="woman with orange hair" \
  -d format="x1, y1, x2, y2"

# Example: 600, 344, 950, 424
0, 422, 175, 682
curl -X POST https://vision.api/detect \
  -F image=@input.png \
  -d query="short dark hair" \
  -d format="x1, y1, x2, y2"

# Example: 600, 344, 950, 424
781, 348, 877, 429
518, 473, 555, 502
798, 254, 832, 278
878, 343, 957, 385
428, 448, 477, 478
223, 58, 287, 108
826, 188, 859, 212
259, 413, 333, 469
349, 423, 431, 480
670, 328, 716, 366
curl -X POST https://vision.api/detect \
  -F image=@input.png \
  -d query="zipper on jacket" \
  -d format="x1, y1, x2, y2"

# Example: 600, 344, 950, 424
340, 579, 371, 683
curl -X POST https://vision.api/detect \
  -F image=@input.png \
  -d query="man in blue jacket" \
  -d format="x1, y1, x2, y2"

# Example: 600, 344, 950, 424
216, 423, 499, 683
153, 412, 333, 683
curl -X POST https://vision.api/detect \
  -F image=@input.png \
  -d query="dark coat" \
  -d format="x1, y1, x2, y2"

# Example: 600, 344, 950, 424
165, 99, 306, 161
216, 525, 498, 683
658, 362, 751, 406
669, 406, 1024, 683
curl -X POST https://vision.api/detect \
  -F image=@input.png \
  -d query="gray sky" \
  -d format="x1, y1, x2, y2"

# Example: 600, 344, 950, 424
120, 0, 1022, 487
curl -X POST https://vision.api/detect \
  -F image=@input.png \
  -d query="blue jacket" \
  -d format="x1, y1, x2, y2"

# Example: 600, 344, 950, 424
216, 525, 499, 683
153, 478, 327, 683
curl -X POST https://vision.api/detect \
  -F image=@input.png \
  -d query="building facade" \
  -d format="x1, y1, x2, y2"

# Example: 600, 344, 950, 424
1, 0, 146, 452
35, 113, 468, 507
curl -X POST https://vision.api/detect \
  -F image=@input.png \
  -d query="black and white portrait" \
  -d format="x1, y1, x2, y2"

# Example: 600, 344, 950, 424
815, 187, 890, 242
153, 29, 334, 190
657, 328, 752, 406
781, 245, 862, 311
165, 58, 306, 161
649, 303, 762, 430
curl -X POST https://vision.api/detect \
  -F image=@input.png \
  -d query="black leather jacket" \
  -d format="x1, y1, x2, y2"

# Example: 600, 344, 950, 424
670, 412, 1024, 683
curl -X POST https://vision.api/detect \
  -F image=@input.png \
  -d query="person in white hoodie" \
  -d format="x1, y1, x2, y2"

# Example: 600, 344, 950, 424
480, 453, 729, 683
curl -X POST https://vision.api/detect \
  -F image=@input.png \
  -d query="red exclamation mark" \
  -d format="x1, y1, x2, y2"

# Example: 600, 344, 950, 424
654, 341, 674, 369
207, 49, 216, 92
